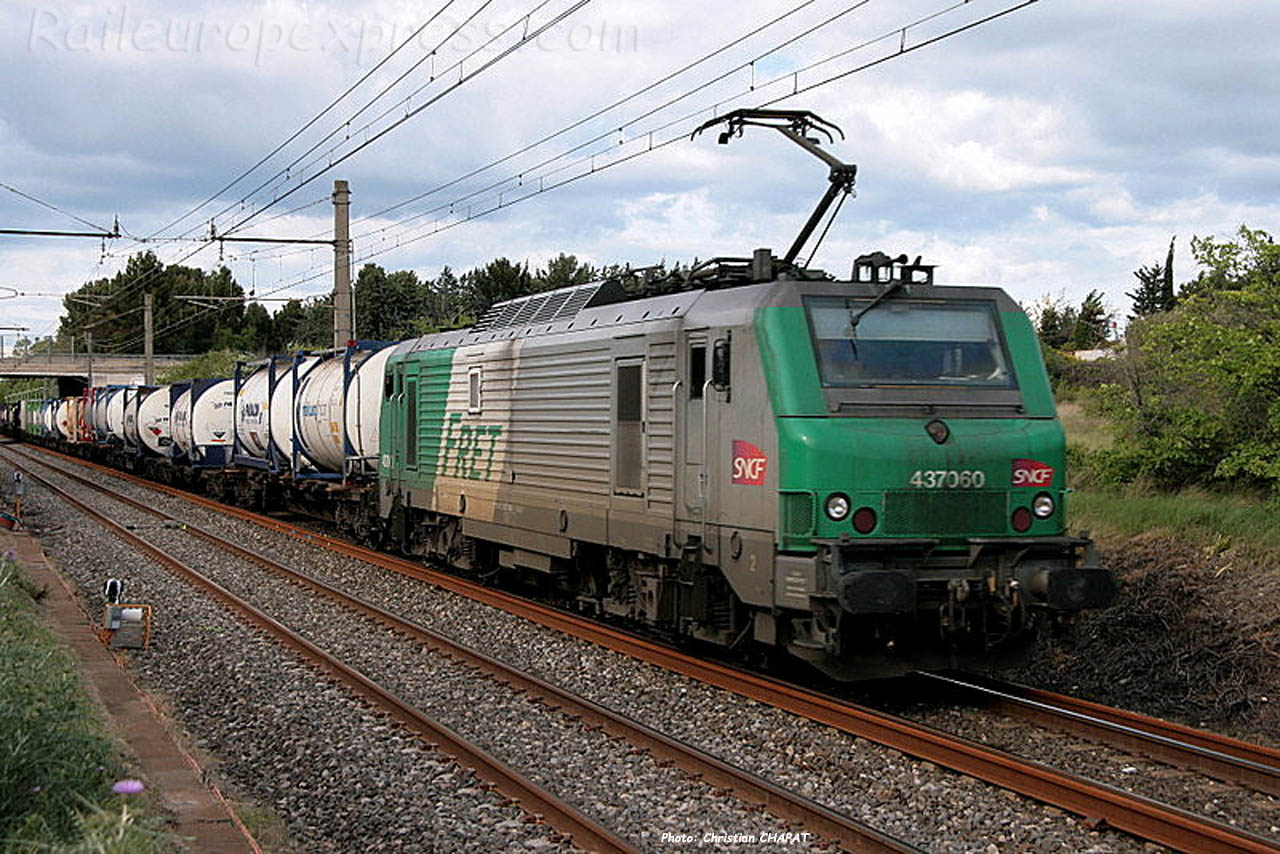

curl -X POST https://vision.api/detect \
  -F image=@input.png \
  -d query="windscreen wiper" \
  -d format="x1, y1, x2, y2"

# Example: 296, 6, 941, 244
847, 280, 905, 340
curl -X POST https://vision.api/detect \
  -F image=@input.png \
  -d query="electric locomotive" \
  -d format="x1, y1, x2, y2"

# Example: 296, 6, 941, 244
375, 110, 1114, 678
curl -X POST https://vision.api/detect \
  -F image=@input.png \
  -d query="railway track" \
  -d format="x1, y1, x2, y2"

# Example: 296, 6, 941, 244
914, 671, 1280, 797
10, 442, 1280, 854
3, 445, 914, 854
3, 449, 635, 854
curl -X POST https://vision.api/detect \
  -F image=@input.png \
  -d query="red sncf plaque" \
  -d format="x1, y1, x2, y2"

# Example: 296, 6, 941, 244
732, 440, 768, 485
1011, 458, 1054, 487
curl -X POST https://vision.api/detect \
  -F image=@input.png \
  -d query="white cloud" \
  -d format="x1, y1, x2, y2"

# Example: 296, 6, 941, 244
856, 87, 1091, 192
2, 0, 1280, 342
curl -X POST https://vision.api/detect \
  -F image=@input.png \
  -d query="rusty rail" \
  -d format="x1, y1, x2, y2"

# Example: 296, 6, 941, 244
14, 443, 1280, 854
3, 450, 636, 854
11, 446, 914, 854
914, 671, 1280, 797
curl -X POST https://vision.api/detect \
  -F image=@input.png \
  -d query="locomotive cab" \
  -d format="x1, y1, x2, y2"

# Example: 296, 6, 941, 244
758, 255, 1115, 675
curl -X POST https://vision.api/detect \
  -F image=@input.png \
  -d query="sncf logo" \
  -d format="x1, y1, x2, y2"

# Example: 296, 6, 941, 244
1012, 458, 1054, 486
732, 440, 768, 485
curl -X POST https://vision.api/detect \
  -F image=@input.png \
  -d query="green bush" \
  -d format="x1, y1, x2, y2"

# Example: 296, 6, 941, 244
155, 349, 249, 384
1091, 227, 1280, 492
0, 557, 172, 852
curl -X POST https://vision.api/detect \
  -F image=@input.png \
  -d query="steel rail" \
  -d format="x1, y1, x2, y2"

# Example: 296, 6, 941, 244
914, 671, 1280, 797
13, 446, 914, 854
3, 451, 636, 854
15, 443, 1280, 854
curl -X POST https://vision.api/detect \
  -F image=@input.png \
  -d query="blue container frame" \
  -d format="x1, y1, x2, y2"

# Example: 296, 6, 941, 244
170, 378, 232, 469
231, 357, 292, 473
121, 385, 158, 457
95, 385, 129, 447
291, 340, 392, 484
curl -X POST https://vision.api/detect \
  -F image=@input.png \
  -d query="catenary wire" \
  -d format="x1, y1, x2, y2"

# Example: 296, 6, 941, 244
217, 0, 596, 241
102, 0, 1035, 353
97, 0, 587, 319
0, 181, 114, 234
147, 0, 463, 240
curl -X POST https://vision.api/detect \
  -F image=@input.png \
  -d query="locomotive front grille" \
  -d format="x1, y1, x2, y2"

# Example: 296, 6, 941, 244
780, 491, 816, 536
882, 490, 1006, 536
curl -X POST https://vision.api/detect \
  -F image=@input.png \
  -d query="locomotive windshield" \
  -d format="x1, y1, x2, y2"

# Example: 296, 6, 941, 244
805, 297, 1016, 388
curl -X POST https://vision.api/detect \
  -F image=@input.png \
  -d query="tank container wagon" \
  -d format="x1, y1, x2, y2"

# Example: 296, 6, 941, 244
166, 379, 235, 483
279, 343, 392, 522
134, 384, 174, 476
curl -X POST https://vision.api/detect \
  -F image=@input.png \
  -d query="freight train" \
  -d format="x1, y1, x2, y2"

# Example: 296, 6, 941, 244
0, 110, 1115, 678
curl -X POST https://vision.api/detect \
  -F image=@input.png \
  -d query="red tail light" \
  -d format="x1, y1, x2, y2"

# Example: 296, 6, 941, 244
852, 507, 877, 534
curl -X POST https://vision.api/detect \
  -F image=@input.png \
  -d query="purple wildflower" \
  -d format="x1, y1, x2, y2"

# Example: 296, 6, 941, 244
111, 779, 145, 795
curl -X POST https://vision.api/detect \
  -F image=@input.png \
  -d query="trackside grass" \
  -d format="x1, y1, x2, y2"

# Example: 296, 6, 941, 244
1059, 399, 1280, 554
1070, 487, 1280, 555
0, 553, 172, 853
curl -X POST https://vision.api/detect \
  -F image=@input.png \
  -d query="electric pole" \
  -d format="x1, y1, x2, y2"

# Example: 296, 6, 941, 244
85, 331, 94, 387
332, 179, 353, 349
144, 289, 154, 384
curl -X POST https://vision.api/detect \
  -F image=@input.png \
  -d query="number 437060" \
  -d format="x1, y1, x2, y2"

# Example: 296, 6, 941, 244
908, 469, 985, 488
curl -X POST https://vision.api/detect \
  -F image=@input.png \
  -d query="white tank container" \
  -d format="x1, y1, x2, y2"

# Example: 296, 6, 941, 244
270, 356, 320, 462
171, 380, 234, 456
235, 367, 272, 459
171, 388, 193, 454
193, 380, 235, 447
123, 391, 141, 447
138, 385, 172, 455
55, 399, 73, 440
295, 347, 392, 473
105, 388, 128, 442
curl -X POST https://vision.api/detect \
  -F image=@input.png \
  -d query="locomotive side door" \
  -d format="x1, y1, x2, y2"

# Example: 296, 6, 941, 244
679, 332, 709, 521
612, 355, 646, 497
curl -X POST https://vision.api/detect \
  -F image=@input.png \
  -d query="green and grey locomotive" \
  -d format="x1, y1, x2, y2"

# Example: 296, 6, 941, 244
376, 245, 1114, 678
376, 111, 1114, 677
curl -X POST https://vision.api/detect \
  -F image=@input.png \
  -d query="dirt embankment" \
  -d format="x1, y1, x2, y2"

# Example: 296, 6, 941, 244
1016, 531, 1279, 746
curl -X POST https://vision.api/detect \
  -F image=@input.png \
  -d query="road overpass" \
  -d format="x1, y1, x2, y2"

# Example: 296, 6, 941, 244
0, 353, 190, 386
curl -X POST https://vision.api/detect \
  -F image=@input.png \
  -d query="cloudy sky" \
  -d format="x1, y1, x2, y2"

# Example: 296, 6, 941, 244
1, 0, 1276, 351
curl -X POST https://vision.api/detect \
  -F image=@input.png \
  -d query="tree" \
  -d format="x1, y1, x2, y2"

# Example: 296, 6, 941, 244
1127, 236, 1177, 318
1096, 224, 1280, 490
240, 303, 275, 355
1071, 289, 1113, 349
290, 297, 334, 349
461, 258, 535, 320
536, 253, 596, 290
354, 263, 427, 341
419, 266, 466, 333
56, 252, 246, 354
1180, 226, 1280, 298
1033, 293, 1078, 349
271, 299, 307, 350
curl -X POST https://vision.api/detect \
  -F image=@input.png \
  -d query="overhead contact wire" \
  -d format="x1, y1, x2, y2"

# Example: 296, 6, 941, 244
147, 0, 462, 240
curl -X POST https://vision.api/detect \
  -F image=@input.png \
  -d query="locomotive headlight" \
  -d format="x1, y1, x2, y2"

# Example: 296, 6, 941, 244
1032, 492, 1055, 519
825, 493, 851, 522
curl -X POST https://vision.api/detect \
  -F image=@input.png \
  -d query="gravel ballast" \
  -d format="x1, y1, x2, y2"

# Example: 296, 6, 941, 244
12, 448, 1246, 851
